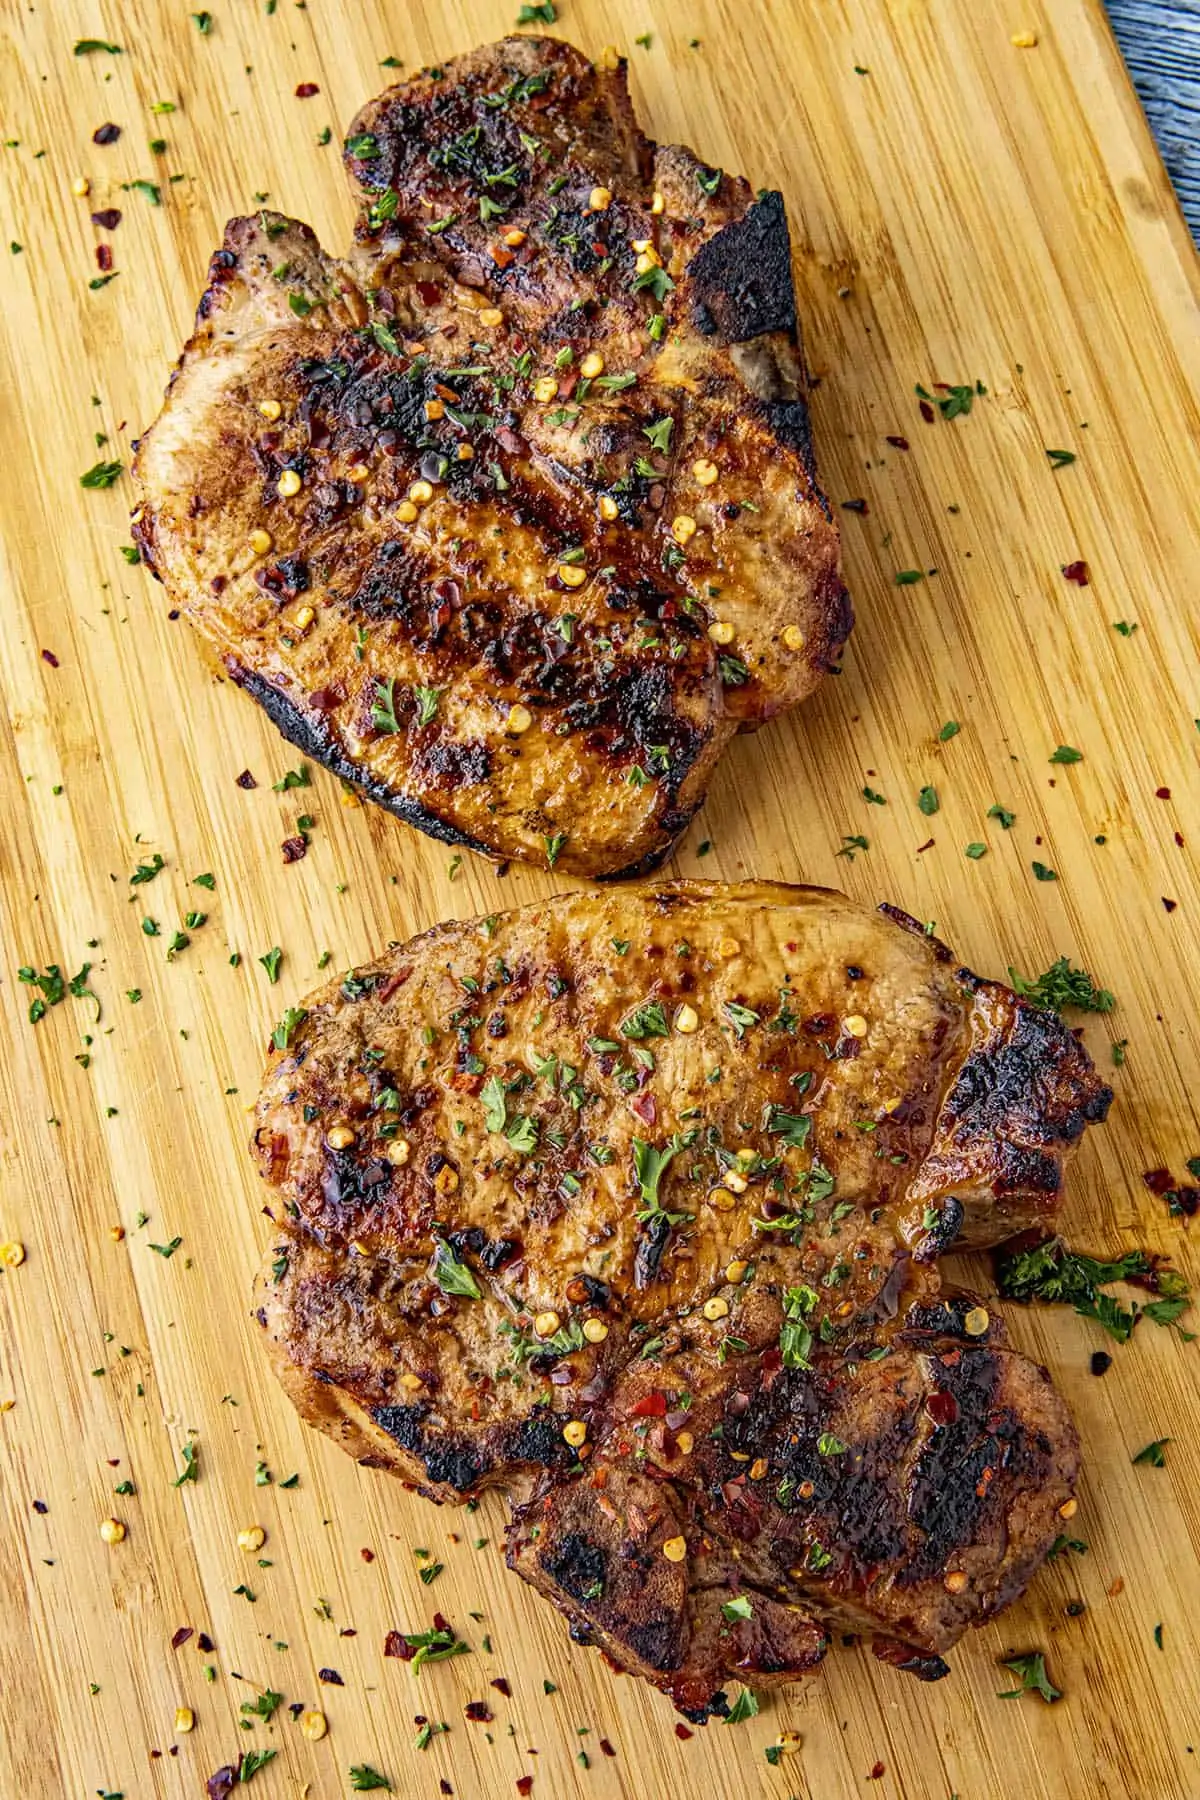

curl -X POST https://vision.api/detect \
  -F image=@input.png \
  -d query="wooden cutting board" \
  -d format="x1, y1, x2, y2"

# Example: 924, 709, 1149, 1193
2, 2, 1198, 1796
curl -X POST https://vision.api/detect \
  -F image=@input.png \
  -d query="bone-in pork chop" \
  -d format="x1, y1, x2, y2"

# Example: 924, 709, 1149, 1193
133, 38, 849, 878
251, 881, 1110, 1714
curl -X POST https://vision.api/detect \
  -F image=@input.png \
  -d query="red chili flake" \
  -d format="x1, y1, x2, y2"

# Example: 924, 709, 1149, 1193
361, 1547, 375, 1562
1062, 560, 1089, 585
235, 769, 257, 789
91, 207, 122, 229
1091, 1350, 1112, 1376
464, 1700, 493, 1722
885, 434, 909, 450
32, 1498, 48, 1514
196, 1632, 215, 1653
630, 1390, 668, 1418
869, 1762, 886, 1781
1175, 831, 1185, 848
41, 648, 59, 667
840, 497, 868, 514
490, 1677, 512, 1697
629, 1091, 657, 1126
440, 1784, 453, 1798
1156, 787, 1171, 799
96, 243, 113, 272
206, 1768, 237, 1800
92, 122, 121, 145
674, 1723, 693, 1740
317, 1667, 344, 1685
926, 1389, 958, 1427
918, 398, 936, 423
599, 1739, 616, 1757
516, 1779, 534, 1796
295, 82, 320, 97
1163, 898, 1178, 913
916, 837, 935, 853
384, 1630, 409, 1658
339, 1626, 357, 1637
1144, 1168, 1175, 1195
281, 834, 308, 863
170, 1626, 194, 1650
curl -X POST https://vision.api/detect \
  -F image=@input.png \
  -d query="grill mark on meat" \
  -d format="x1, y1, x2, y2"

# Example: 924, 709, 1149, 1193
225, 660, 500, 856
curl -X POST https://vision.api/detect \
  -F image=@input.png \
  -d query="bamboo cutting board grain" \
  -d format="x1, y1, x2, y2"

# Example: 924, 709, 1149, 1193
1, 2, 1199, 1796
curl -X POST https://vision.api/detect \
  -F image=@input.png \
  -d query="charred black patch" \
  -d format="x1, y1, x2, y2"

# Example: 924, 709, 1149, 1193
942, 1001, 1113, 1148
899, 1349, 1021, 1586
504, 1407, 575, 1469
255, 555, 310, 600
413, 737, 491, 790
321, 1148, 392, 1213
901, 1295, 989, 1341
371, 1404, 486, 1492
634, 1212, 672, 1288
687, 193, 797, 342
914, 1195, 964, 1262
344, 537, 430, 625
543, 1531, 607, 1605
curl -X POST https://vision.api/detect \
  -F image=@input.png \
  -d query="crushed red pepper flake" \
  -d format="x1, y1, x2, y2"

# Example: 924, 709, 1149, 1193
41, 648, 59, 667
92, 208, 122, 228
1163, 898, 1178, 913
295, 81, 320, 97
1156, 787, 1171, 799
885, 434, 909, 450
92, 122, 121, 144
235, 769, 257, 789
171, 1625, 194, 1650
1062, 560, 1089, 585
674, 1722, 693, 1740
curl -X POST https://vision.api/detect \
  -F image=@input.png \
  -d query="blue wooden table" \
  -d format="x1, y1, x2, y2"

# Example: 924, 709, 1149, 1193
1108, 0, 1200, 232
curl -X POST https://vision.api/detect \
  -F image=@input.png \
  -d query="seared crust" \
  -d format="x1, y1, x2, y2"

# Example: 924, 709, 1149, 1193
133, 38, 849, 877
251, 880, 1109, 1710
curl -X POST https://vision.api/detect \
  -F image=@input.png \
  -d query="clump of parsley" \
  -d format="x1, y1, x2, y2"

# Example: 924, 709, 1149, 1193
996, 1238, 1192, 1343
1008, 956, 1114, 1014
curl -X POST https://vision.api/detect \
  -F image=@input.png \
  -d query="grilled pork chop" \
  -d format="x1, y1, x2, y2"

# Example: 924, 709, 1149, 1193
133, 38, 849, 879
252, 881, 1110, 1714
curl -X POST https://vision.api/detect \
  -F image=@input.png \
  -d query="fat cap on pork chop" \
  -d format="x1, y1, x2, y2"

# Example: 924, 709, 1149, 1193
133, 37, 849, 879
251, 881, 1109, 1714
